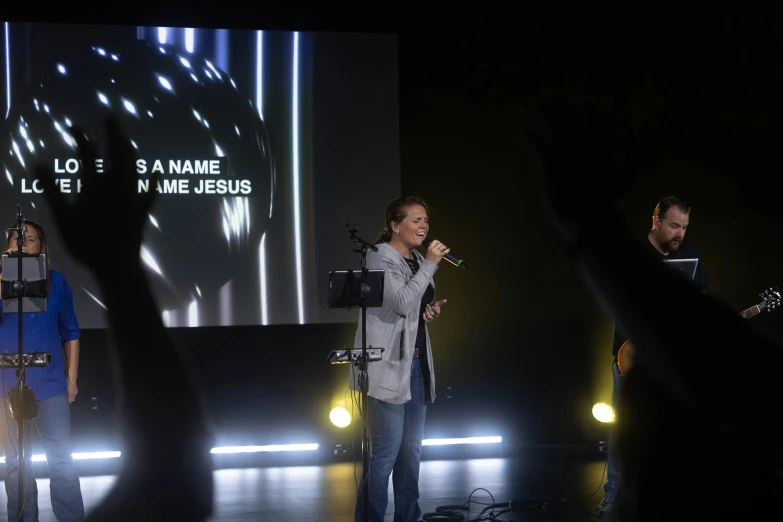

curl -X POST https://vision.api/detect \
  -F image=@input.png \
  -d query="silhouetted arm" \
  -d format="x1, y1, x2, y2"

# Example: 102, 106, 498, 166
37, 118, 214, 521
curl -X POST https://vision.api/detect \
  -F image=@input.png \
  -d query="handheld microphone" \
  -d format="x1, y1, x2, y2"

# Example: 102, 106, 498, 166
422, 238, 468, 269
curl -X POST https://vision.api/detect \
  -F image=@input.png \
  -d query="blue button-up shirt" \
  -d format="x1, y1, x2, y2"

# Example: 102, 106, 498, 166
0, 269, 81, 401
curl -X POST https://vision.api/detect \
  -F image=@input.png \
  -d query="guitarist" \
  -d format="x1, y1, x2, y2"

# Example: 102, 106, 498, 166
601, 195, 708, 511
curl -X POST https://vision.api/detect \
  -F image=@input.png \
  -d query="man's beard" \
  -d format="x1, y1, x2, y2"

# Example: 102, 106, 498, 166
662, 237, 682, 252
653, 229, 682, 253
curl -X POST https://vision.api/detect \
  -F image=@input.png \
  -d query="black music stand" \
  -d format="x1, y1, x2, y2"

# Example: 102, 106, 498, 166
327, 223, 384, 522
1, 208, 51, 522
327, 269, 385, 310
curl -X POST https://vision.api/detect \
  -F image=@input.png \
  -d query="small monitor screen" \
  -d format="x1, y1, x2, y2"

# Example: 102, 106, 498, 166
663, 258, 698, 281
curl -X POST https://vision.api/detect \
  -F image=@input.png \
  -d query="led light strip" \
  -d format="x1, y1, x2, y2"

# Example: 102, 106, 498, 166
260, 233, 268, 325
188, 299, 198, 327
292, 32, 304, 324
0, 444, 321, 463
216, 29, 229, 72
1, 451, 122, 464
256, 31, 263, 118
211, 444, 319, 454
184, 28, 194, 53
5, 21, 10, 119
0, 437, 503, 463
256, 31, 269, 326
422, 436, 502, 446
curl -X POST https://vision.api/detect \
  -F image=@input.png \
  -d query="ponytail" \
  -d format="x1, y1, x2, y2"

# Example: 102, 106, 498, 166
376, 227, 392, 244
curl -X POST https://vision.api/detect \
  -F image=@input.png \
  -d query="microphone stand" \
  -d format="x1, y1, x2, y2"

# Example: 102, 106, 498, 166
6, 206, 35, 522
345, 223, 377, 522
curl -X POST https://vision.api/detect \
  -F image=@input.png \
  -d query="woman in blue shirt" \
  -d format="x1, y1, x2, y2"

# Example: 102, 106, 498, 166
0, 220, 84, 522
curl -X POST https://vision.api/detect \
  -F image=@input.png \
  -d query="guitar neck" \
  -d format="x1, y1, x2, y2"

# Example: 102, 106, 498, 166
739, 306, 761, 319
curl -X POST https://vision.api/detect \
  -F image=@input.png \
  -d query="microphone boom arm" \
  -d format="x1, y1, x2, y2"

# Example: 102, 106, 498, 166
346, 223, 378, 253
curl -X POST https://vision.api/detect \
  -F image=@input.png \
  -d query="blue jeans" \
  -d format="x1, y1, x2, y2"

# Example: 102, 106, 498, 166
355, 358, 427, 522
603, 361, 623, 502
0, 393, 84, 522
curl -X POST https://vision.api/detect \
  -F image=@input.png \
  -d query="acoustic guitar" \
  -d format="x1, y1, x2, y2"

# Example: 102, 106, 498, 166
616, 287, 781, 376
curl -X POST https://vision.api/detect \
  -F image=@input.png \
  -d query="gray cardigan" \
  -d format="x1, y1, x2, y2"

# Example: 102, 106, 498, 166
348, 243, 438, 404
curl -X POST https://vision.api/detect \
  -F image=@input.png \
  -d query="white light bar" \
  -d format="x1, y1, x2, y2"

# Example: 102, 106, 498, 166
0, 444, 320, 463
422, 436, 502, 446
291, 31, 304, 325
0, 439, 502, 463
0, 451, 121, 463
211, 444, 319, 453
184, 28, 194, 53
72, 451, 121, 460
5, 21, 11, 119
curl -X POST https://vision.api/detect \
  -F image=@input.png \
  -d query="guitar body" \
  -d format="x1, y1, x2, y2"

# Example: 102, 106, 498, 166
614, 287, 780, 377
616, 339, 634, 377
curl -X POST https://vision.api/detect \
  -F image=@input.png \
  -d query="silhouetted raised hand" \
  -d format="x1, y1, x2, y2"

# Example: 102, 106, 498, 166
35, 117, 214, 521
36, 117, 158, 273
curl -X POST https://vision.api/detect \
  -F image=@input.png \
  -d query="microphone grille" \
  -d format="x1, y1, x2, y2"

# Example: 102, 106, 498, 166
422, 238, 432, 247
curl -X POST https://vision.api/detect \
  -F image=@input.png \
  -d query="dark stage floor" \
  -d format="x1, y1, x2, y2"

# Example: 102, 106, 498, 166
0, 451, 610, 521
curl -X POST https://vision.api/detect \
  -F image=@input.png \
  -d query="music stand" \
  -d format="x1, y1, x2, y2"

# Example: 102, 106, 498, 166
327, 223, 384, 522
1, 207, 51, 522
1, 254, 49, 313
327, 269, 385, 310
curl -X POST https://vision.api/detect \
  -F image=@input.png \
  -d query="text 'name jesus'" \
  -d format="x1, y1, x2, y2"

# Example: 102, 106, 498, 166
21, 178, 251, 195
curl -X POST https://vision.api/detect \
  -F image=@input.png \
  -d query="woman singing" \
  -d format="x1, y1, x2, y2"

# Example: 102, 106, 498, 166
350, 196, 449, 522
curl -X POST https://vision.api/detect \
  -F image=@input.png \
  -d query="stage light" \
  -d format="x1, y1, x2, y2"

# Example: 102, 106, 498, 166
330, 407, 351, 428
592, 402, 615, 423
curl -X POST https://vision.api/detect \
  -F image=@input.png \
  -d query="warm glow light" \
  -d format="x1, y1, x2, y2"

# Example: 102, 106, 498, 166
592, 402, 615, 423
330, 407, 351, 428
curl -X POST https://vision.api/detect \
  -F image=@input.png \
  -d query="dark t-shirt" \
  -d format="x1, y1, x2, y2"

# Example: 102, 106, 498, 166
611, 234, 708, 356
404, 256, 435, 402
403, 257, 435, 351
